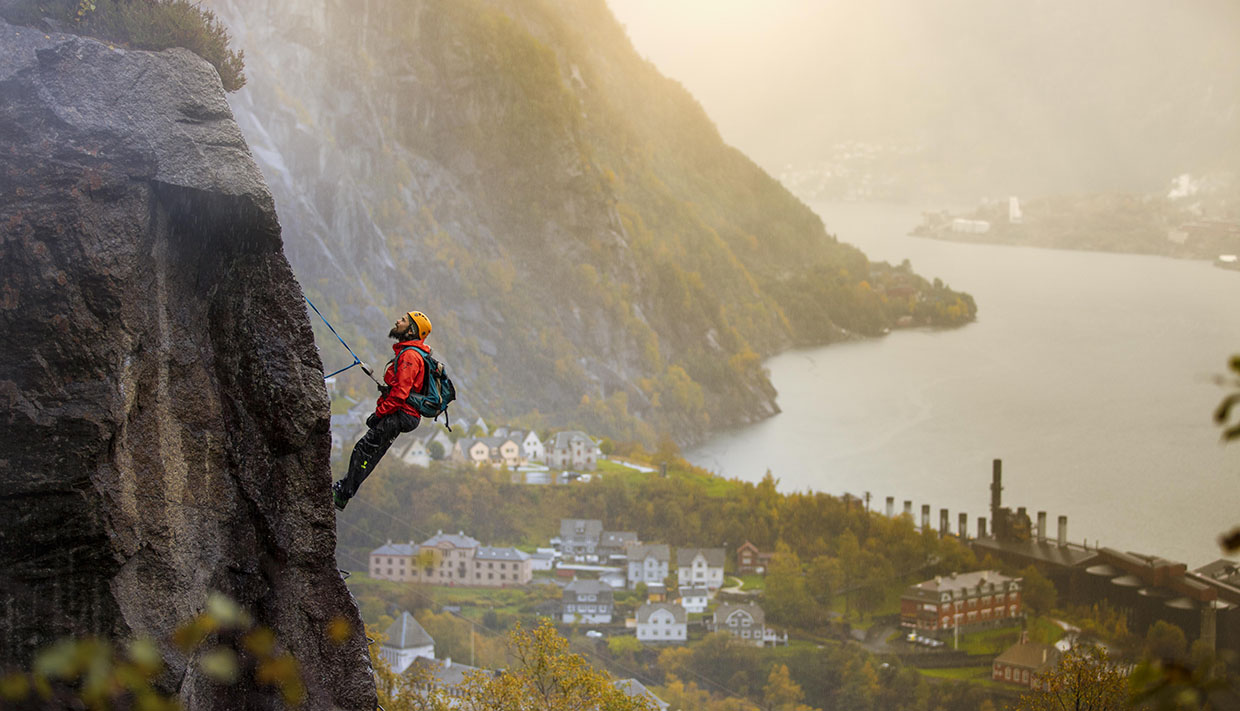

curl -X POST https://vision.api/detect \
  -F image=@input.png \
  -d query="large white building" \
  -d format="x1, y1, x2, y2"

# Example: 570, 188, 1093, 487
369, 531, 532, 587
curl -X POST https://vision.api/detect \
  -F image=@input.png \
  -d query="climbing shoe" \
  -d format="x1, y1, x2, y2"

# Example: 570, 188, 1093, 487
332, 481, 348, 511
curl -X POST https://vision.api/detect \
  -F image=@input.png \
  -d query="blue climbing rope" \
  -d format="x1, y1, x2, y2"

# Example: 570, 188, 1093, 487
304, 295, 363, 380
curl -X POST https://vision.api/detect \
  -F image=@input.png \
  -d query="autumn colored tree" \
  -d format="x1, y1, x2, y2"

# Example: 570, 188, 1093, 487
764, 544, 817, 626
1019, 565, 1058, 617
456, 619, 658, 711
1144, 621, 1188, 663
1017, 646, 1129, 711
763, 663, 813, 711
807, 555, 844, 610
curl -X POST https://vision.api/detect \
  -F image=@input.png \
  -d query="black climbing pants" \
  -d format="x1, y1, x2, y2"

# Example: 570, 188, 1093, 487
341, 411, 420, 499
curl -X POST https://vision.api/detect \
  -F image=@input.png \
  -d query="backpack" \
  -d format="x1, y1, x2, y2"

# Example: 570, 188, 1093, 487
396, 346, 457, 431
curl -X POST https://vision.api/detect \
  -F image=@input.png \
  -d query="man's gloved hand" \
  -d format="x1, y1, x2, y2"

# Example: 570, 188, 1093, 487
366, 413, 380, 429
376, 383, 391, 396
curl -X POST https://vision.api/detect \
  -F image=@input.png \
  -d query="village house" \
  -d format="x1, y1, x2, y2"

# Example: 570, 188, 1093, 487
598, 531, 639, 564
636, 603, 688, 643
992, 633, 1061, 689
559, 518, 604, 562
379, 611, 435, 674
398, 430, 454, 467
484, 436, 523, 467
627, 544, 671, 590
711, 602, 768, 646
900, 570, 1023, 632
393, 436, 428, 467
493, 427, 545, 463
677, 548, 726, 591
736, 541, 775, 575
528, 548, 557, 572
453, 436, 521, 467
546, 430, 600, 470
561, 580, 614, 624
454, 438, 491, 466
678, 587, 710, 614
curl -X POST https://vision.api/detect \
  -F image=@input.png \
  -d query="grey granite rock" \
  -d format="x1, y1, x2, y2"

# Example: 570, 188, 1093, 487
0, 19, 374, 710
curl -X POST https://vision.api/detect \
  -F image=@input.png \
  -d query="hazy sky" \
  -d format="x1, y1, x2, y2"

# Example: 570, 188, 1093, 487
607, 0, 1240, 196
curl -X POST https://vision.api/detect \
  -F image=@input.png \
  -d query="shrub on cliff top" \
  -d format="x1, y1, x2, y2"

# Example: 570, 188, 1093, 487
2, 0, 246, 91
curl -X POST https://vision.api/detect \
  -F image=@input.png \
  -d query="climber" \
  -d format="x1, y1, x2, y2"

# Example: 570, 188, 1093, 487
332, 310, 433, 510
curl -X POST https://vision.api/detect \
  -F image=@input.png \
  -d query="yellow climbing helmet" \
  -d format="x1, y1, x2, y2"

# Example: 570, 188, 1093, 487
407, 310, 432, 340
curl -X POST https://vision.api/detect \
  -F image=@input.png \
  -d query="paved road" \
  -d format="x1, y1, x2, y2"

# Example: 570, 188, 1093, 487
857, 624, 900, 655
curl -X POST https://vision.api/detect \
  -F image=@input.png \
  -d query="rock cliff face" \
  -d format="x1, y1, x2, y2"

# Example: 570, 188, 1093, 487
0, 20, 374, 710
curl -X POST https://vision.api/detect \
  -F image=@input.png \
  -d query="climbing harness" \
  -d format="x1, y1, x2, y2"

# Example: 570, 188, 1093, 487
304, 295, 383, 385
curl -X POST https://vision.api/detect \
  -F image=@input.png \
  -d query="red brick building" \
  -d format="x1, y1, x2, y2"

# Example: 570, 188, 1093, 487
900, 570, 1023, 632
992, 633, 1060, 689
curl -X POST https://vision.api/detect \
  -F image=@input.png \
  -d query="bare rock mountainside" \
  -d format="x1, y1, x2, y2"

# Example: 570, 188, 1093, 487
0, 20, 374, 710
210, 0, 975, 445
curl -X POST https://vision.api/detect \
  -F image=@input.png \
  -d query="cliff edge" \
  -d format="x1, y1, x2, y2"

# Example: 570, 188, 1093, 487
0, 19, 374, 710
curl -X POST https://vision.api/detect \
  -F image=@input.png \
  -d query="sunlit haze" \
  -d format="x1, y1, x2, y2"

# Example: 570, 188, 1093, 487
608, 0, 1240, 199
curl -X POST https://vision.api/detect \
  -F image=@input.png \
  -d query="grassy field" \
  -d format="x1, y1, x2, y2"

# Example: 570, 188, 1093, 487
954, 617, 1063, 656
918, 666, 997, 685
593, 457, 739, 498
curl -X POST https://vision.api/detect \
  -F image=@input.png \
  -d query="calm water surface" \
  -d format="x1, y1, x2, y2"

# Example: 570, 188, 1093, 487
688, 203, 1240, 567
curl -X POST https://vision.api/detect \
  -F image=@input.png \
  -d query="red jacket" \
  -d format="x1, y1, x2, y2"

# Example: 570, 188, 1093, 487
374, 339, 427, 418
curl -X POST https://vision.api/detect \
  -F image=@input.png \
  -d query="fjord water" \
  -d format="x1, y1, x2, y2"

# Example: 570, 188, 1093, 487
687, 202, 1240, 567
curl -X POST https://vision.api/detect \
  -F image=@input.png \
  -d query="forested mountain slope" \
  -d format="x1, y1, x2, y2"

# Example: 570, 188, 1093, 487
214, 0, 974, 444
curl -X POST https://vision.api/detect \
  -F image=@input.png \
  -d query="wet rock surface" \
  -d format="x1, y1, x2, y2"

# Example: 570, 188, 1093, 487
0, 20, 374, 710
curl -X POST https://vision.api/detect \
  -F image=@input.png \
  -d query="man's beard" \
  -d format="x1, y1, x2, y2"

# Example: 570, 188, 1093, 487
389, 326, 409, 340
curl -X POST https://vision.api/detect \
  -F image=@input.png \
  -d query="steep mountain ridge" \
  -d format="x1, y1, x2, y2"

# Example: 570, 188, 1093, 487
0, 20, 374, 709
213, 0, 974, 444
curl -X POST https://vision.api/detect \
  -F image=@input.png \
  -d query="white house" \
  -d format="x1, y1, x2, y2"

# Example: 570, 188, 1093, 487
677, 548, 726, 591
494, 428, 545, 463
678, 587, 709, 614
379, 611, 435, 673
636, 603, 687, 643
399, 436, 430, 467
562, 580, 614, 624
627, 544, 670, 590
711, 602, 767, 646
400, 430, 453, 467
529, 548, 557, 572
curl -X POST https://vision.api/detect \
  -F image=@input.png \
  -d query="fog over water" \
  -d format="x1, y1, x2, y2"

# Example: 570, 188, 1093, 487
686, 203, 1240, 567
